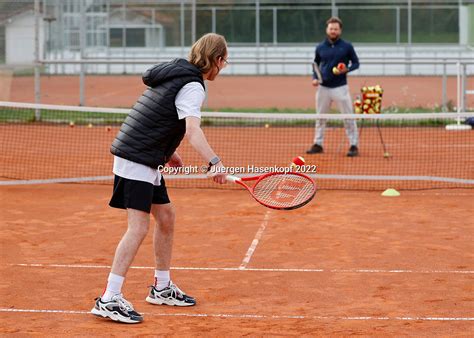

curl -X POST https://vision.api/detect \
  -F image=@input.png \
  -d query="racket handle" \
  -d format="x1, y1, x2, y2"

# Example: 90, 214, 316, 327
226, 175, 241, 183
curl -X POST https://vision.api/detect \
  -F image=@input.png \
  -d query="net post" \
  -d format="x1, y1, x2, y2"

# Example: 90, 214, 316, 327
446, 62, 471, 131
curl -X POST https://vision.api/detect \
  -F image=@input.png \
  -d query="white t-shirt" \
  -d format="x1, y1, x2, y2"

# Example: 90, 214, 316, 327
113, 81, 205, 186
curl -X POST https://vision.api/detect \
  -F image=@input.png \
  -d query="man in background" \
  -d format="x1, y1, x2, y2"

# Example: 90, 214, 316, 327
307, 16, 360, 157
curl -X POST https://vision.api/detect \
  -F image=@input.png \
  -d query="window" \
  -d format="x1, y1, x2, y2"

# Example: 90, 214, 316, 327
109, 28, 146, 47
126, 28, 145, 47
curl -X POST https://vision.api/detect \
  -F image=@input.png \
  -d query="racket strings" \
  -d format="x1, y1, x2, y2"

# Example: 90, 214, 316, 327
252, 174, 315, 209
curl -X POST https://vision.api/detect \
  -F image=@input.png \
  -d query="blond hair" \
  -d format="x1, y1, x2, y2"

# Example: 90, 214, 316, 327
188, 33, 227, 74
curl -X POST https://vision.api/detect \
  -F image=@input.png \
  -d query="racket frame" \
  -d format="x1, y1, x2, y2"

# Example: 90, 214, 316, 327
226, 172, 316, 210
312, 62, 323, 85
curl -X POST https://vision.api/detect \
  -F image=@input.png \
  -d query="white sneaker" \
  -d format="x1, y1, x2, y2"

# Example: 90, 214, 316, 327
91, 294, 143, 324
146, 281, 196, 307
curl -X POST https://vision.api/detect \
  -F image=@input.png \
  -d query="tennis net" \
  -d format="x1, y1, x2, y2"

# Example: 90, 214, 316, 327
1, 101, 473, 190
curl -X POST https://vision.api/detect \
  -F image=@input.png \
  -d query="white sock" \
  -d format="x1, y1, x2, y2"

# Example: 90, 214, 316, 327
102, 272, 125, 302
154, 270, 170, 290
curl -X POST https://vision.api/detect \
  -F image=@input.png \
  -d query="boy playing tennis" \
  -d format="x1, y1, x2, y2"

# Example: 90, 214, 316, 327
91, 33, 228, 324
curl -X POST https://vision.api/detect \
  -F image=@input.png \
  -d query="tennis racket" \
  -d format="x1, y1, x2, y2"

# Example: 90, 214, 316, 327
226, 172, 316, 210
312, 62, 323, 84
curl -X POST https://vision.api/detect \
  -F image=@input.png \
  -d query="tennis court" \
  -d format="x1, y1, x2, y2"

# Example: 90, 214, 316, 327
1, 184, 473, 335
1, 0, 474, 333
1, 101, 473, 335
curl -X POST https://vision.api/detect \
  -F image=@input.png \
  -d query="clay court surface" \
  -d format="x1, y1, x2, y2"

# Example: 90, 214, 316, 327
0, 184, 473, 335
6, 75, 474, 110
1, 73, 473, 334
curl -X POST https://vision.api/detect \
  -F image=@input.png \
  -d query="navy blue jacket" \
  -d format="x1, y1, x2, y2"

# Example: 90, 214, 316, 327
312, 38, 359, 88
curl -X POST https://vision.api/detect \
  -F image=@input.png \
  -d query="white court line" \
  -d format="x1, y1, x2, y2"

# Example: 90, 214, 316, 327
0, 176, 113, 185
408, 192, 473, 196
239, 210, 271, 269
0, 308, 472, 321
8, 263, 474, 274
3, 175, 474, 186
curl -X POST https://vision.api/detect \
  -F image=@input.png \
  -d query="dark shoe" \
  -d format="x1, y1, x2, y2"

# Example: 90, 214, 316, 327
347, 145, 359, 157
306, 144, 323, 154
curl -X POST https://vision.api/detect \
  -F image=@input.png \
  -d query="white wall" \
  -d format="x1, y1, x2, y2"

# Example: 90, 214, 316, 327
6, 10, 44, 65
49, 45, 474, 76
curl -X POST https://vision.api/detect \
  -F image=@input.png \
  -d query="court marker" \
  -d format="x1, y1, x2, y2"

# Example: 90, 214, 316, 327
0, 308, 472, 321
239, 210, 271, 269
8, 263, 474, 274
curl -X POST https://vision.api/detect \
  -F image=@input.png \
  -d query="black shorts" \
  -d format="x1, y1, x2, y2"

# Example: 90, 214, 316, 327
109, 175, 170, 213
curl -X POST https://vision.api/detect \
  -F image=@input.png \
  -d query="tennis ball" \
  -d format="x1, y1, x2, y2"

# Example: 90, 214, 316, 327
87, 123, 93, 128
264, 123, 270, 128
69, 121, 75, 128
292, 156, 305, 166
332, 66, 340, 75
384, 152, 390, 158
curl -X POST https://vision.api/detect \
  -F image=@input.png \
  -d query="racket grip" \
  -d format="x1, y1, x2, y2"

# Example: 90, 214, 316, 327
226, 175, 241, 183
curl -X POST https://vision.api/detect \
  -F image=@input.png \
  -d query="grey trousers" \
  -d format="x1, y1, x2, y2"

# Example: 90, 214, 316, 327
313, 84, 358, 146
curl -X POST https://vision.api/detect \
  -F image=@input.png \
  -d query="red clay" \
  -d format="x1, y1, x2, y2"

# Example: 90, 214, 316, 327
0, 184, 472, 335
1, 72, 473, 335
9, 75, 474, 110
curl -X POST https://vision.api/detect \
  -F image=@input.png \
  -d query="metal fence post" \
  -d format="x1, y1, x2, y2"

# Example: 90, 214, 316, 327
79, 0, 86, 106
273, 7, 277, 45
462, 63, 467, 112
191, 0, 196, 43
256, 0, 260, 75
34, 0, 41, 120
212, 7, 216, 33
180, 0, 185, 55
457, 61, 461, 115
442, 60, 447, 111
406, 0, 412, 75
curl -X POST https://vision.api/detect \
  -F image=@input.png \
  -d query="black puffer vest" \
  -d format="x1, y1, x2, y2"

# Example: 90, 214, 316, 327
110, 59, 204, 168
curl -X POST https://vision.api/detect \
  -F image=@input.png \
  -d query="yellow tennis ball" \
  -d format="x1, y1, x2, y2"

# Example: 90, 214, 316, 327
264, 123, 270, 128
